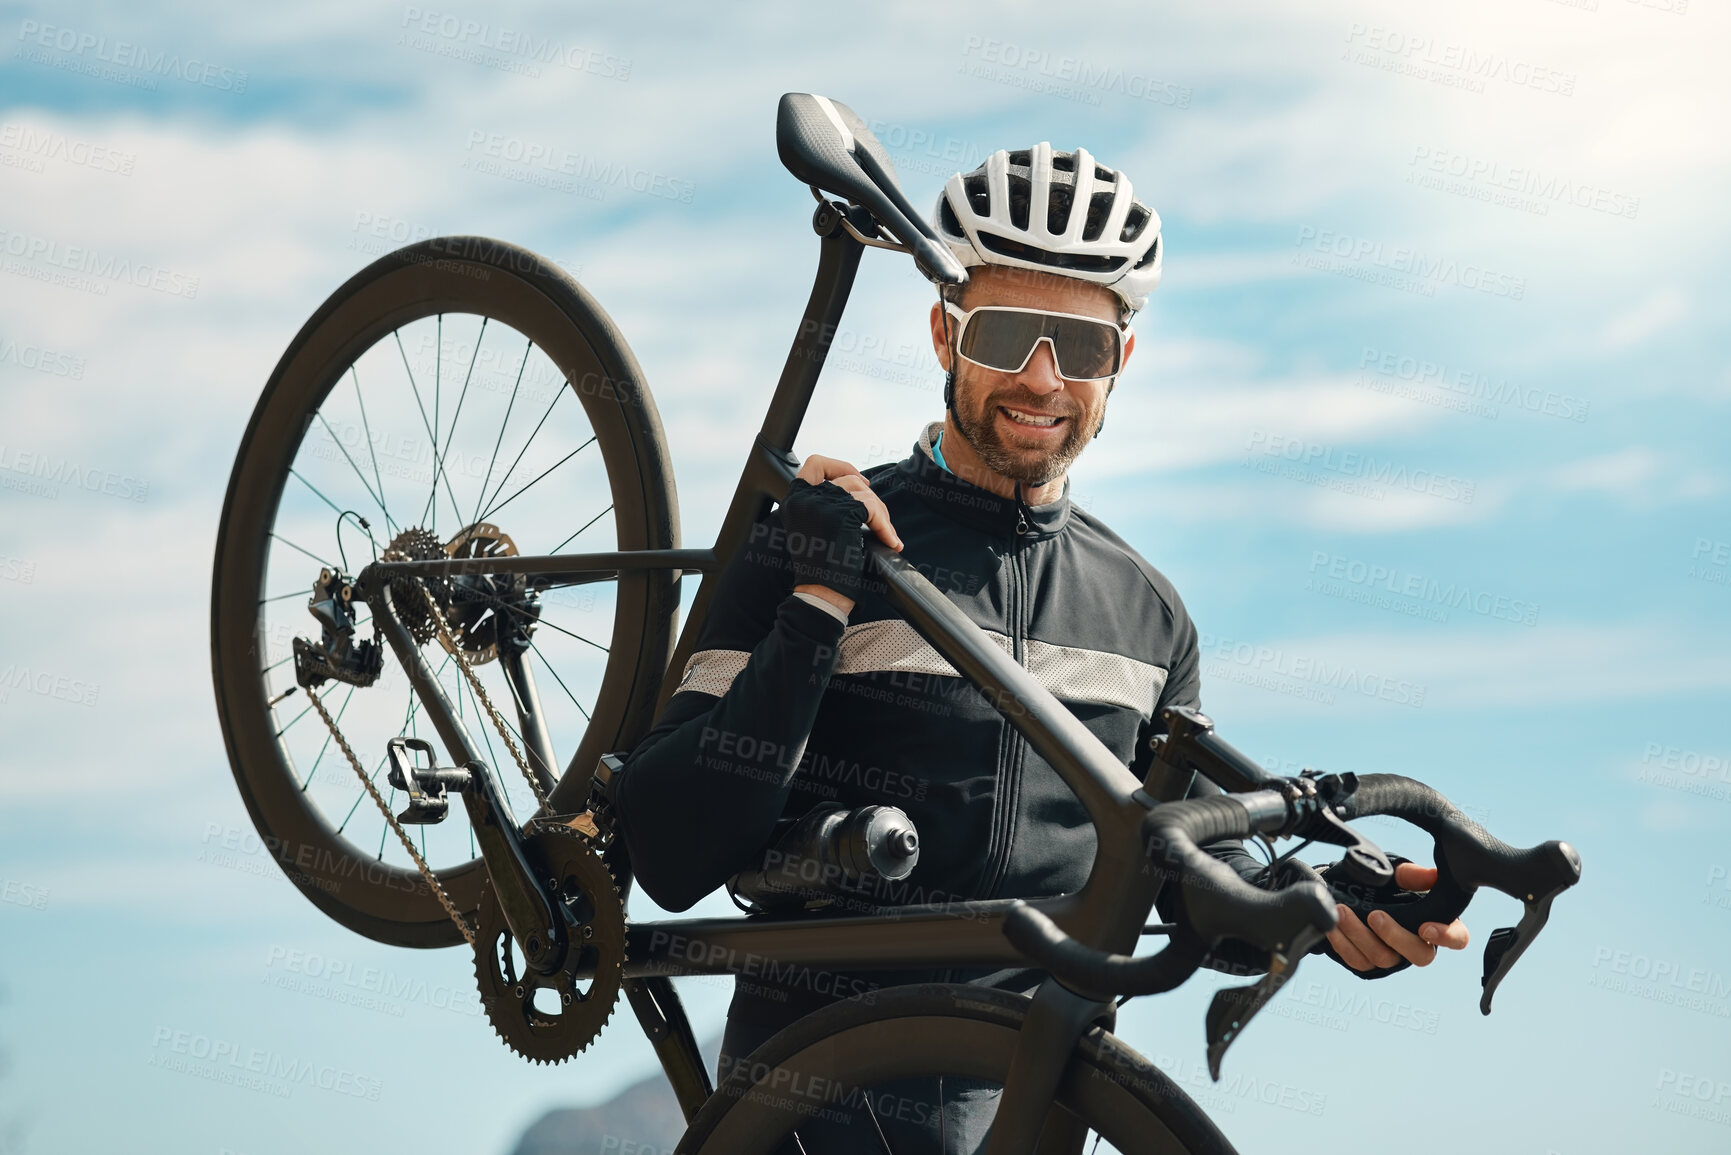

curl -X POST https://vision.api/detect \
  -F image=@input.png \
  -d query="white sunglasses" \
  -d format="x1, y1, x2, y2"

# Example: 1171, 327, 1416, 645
943, 302, 1129, 382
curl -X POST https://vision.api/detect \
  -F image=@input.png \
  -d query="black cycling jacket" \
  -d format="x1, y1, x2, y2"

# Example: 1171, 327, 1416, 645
614, 421, 1257, 913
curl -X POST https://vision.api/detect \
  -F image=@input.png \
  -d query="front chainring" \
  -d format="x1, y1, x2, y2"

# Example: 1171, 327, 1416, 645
473, 822, 626, 1064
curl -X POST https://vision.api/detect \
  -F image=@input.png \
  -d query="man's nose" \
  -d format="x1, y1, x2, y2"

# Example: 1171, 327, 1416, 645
1015, 338, 1065, 395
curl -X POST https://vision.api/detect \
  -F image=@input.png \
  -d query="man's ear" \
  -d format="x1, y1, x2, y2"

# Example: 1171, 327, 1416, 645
929, 300, 953, 372
1121, 325, 1136, 369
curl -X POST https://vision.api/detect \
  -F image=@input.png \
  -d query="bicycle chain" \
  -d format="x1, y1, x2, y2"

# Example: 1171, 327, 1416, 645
305, 685, 476, 948
302, 573, 562, 960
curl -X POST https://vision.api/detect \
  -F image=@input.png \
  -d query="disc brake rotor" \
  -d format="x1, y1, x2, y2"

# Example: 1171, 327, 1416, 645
474, 822, 626, 1064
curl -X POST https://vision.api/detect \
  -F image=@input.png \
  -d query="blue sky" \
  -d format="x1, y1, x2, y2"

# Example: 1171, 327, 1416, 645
1, 1, 1728, 1152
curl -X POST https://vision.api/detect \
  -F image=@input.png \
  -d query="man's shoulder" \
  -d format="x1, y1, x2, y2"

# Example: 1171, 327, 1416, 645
1065, 505, 1189, 624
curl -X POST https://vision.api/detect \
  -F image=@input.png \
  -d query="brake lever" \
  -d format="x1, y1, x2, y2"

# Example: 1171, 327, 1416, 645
1204, 921, 1329, 1080
1475, 846, 1577, 1014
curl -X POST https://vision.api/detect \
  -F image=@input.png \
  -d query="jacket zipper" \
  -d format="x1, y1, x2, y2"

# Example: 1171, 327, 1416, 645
980, 492, 1034, 899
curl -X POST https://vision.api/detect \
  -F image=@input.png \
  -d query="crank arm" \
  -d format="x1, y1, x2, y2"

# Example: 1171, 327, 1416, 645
1204, 923, 1327, 1080
461, 760, 570, 976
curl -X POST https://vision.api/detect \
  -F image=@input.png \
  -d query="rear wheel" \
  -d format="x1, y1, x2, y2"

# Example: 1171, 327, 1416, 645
210, 238, 680, 947
678, 985, 1237, 1154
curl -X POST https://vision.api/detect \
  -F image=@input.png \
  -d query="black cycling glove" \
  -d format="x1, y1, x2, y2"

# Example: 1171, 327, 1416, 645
777, 478, 870, 601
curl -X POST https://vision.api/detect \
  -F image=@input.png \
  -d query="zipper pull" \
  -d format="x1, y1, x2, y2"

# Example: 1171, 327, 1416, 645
1013, 481, 1031, 536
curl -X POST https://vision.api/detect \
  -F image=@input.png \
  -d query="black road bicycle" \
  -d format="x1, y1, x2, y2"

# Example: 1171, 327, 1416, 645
210, 94, 1582, 1154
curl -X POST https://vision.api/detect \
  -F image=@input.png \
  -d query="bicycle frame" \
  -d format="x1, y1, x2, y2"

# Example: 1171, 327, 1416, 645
362, 203, 1192, 1150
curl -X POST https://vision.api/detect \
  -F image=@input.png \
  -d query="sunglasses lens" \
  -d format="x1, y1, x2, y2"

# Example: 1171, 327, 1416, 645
957, 310, 1120, 380
1047, 315, 1121, 380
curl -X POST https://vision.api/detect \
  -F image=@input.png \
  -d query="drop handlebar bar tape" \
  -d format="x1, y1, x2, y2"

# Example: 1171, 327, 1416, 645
1142, 797, 1335, 958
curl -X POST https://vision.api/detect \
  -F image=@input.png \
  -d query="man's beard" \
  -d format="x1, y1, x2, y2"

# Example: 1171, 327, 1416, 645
951, 376, 1105, 486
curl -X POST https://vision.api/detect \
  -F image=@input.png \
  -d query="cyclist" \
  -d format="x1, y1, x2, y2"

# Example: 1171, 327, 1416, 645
613, 144, 1468, 1148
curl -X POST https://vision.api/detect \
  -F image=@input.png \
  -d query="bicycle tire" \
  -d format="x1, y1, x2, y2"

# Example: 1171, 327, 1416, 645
210, 237, 680, 948
678, 984, 1238, 1154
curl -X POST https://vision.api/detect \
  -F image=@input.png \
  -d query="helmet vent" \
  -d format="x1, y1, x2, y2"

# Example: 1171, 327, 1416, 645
1082, 190, 1114, 242
1120, 203, 1151, 243
1094, 164, 1114, 183
1132, 235, 1159, 271
1051, 152, 1075, 173
938, 197, 964, 238
1006, 149, 1031, 167
976, 231, 1127, 274
1006, 173, 1032, 230
964, 173, 991, 216
1046, 183, 1074, 235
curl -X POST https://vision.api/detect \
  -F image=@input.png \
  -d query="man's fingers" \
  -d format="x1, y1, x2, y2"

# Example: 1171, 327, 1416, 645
1333, 905, 1402, 970
828, 475, 902, 550
796, 454, 863, 485
1419, 918, 1471, 951
1393, 862, 1439, 892
1327, 926, 1373, 972
1367, 909, 1438, 967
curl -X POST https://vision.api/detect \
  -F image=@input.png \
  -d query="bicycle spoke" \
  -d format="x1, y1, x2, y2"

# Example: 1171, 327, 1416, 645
471, 336, 534, 531
312, 411, 395, 531
474, 378, 569, 524
289, 467, 372, 536
275, 682, 338, 738
478, 437, 595, 525
270, 532, 337, 572
350, 365, 400, 536
393, 329, 464, 535
530, 639, 591, 722
336, 753, 391, 834
550, 503, 613, 555
259, 589, 311, 605
437, 316, 487, 497
529, 613, 609, 654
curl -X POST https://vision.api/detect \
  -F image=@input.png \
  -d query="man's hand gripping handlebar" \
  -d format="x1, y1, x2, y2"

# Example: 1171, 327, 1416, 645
1003, 711, 1582, 1078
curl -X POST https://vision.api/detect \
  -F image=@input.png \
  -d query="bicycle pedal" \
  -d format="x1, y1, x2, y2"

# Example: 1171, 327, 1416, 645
386, 737, 472, 825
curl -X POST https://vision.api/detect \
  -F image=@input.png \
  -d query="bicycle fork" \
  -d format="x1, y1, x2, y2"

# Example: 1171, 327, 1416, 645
985, 978, 1117, 1155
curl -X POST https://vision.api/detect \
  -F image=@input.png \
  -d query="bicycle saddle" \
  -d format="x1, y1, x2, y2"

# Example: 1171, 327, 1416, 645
776, 91, 968, 286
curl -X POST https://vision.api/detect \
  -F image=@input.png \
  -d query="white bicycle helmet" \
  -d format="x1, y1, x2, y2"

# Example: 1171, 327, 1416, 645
934, 143, 1162, 314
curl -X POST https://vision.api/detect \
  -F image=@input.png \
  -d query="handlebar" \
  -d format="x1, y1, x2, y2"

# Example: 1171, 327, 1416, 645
1005, 791, 1335, 997
1003, 725, 1582, 1078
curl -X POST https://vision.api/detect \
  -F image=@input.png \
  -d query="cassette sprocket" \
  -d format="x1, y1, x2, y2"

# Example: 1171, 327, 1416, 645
473, 821, 626, 1064
381, 527, 447, 645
